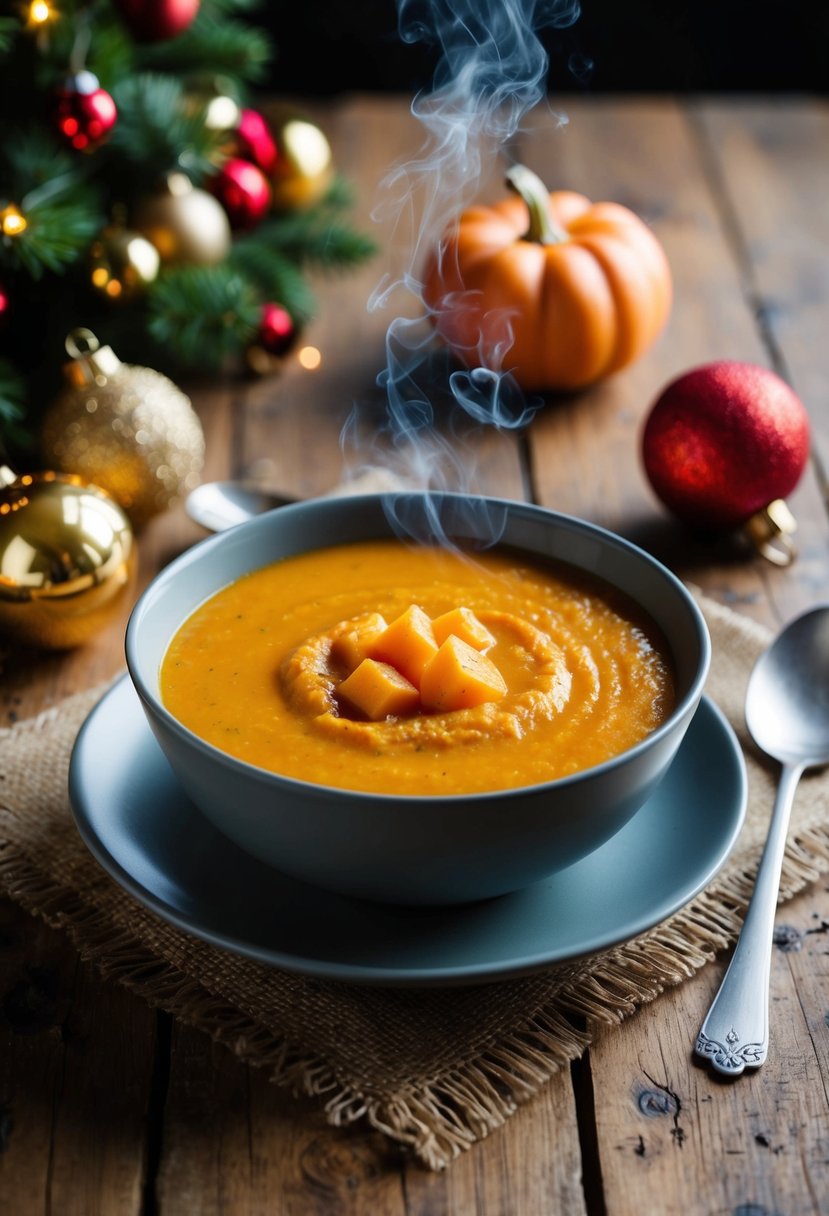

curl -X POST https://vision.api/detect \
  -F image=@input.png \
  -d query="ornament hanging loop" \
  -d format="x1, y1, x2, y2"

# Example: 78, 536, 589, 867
744, 499, 798, 567
63, 328, 122, 386
65, 327, 100, 359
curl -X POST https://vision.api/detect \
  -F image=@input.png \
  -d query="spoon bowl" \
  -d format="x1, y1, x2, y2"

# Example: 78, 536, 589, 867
745, 605, 829, 768
696, 603, 829, 1076
185, 480, 295, 533
186, 470, 416, 533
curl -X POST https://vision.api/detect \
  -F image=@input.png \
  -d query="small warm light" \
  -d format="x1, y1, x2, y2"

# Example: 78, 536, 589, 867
27, 0, 53, 25
0, 205, 27, 237
298, 345, 322, 370
91, 267, 109, 288
105, 279, 122, 298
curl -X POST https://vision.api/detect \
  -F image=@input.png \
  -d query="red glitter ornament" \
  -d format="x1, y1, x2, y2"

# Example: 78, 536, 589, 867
235, 108, 277, 176
113, 0, 200, 42
258, 303, 296, 356
642, 360, 810, 532
209, 158, 271, 229
55, 71, 117, 152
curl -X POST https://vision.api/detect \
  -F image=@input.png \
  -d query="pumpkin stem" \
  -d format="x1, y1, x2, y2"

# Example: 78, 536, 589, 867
505, 164, 567, 245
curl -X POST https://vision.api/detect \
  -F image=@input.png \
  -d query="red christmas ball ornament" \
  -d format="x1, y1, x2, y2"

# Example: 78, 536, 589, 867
258, 303, 297, 356
113, 0, 200, 42
234, 108, 277, 176
55, 71, 117, 152
209, 158, 271, 230
0, 282, 10, 326
642, 360, 810, 560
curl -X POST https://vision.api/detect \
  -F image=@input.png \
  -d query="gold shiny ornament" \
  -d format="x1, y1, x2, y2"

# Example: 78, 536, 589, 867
88, 224, 161, 301
131, 172, 231, 265
268, 106, 335, 212
0, 464, 136, 651
41, 329, 205, 529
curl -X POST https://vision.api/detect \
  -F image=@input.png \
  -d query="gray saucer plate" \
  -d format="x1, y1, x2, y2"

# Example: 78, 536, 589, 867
69, 676, 747, 988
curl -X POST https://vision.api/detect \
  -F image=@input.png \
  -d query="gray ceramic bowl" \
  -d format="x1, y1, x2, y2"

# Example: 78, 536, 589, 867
125, 492, 710, 906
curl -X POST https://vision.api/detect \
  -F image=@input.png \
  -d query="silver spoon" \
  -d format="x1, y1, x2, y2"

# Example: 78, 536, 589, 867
695, 604, 829, 1076
185, 480, 296, 532
186, 468, 415, 533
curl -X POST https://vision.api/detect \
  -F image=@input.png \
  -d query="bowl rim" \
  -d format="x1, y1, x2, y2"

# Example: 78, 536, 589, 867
124, 491, 712, 806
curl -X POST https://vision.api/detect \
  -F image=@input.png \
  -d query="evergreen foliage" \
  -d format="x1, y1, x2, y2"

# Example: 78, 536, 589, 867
0, 0, 378, 452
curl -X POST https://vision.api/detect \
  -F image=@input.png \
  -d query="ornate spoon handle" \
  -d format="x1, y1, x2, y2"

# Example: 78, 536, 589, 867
695, 760, 804, 1076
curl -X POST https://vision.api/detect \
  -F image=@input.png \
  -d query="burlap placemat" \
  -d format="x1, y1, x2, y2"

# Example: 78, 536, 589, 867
2, 592, 829, 1170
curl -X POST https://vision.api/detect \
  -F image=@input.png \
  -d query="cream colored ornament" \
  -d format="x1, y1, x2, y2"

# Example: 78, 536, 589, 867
131, 171, 231, 265
41, 329, 205, 529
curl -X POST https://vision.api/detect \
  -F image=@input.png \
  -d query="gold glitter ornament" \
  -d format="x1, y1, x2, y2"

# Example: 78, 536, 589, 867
0, 463, 136, 650
131, 171, 231, 265
40, 329, 205, 529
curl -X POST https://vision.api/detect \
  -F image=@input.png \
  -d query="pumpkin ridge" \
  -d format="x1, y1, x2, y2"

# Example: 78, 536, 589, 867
574, 235, 655, 376
538, 244, 617, 389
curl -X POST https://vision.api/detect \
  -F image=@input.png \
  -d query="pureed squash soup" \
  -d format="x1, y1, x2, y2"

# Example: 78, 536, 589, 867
159, 537, 676, 796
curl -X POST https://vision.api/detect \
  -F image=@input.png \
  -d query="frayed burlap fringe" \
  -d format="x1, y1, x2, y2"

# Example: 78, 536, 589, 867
3, 593, 829, 1171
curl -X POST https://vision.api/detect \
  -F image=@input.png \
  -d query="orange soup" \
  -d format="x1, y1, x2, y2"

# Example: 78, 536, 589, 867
160, 538, 676, 795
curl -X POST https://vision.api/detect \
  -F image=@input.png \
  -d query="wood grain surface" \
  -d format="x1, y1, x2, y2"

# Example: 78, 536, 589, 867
1, 94, 828, 1215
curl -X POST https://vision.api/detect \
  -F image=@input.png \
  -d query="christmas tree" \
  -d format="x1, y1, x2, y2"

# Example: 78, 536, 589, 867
0, 0, 378, 458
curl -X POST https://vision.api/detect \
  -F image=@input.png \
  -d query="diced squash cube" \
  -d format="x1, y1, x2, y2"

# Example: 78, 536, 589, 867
331, 612, 388, 674
338, 658, 420, 721
368, 604, 438, 688
420, 635, 508, 712
431, 606, 495, 652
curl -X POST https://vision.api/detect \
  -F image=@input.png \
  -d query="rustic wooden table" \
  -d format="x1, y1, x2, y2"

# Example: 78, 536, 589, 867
2, 93, 828, 1215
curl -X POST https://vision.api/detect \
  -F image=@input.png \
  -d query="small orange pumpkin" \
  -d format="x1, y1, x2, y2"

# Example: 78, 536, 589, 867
421, 164, 672, 393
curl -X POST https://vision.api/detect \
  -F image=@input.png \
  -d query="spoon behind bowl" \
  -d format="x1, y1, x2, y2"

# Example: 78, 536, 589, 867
185, 480, 295, 532
186, 468, 417, 533
695, 603, 829, 1076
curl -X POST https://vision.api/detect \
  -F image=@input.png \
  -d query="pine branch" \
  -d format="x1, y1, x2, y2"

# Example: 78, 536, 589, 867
0, 16, 18, 56
203, 0, 265, 14
107, 72, 224, 183
0, 359, 31, 451
238, 201, 379, 271
2, 126, 88, 198
136, 12, 271, 87
227, 243, 318, 322
3, 195, 103, 279
146, 265, 261, 367
86, 17, 137, 91
318, 175, 360, 212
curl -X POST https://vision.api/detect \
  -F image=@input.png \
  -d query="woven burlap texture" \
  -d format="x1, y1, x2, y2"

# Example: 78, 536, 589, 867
2, 592, 829, 1171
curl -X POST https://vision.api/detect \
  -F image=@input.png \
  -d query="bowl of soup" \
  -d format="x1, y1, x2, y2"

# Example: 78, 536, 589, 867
125, 492, 710, 906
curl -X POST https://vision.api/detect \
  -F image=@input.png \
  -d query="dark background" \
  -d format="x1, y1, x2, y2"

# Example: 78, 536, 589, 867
259, 1, 828, 96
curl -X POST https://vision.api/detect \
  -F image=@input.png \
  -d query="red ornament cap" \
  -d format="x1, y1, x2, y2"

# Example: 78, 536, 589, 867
235, 109, 278, 176
209, 158, 271, 229
642, 360, 810, 561
55, 71, 117, 152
